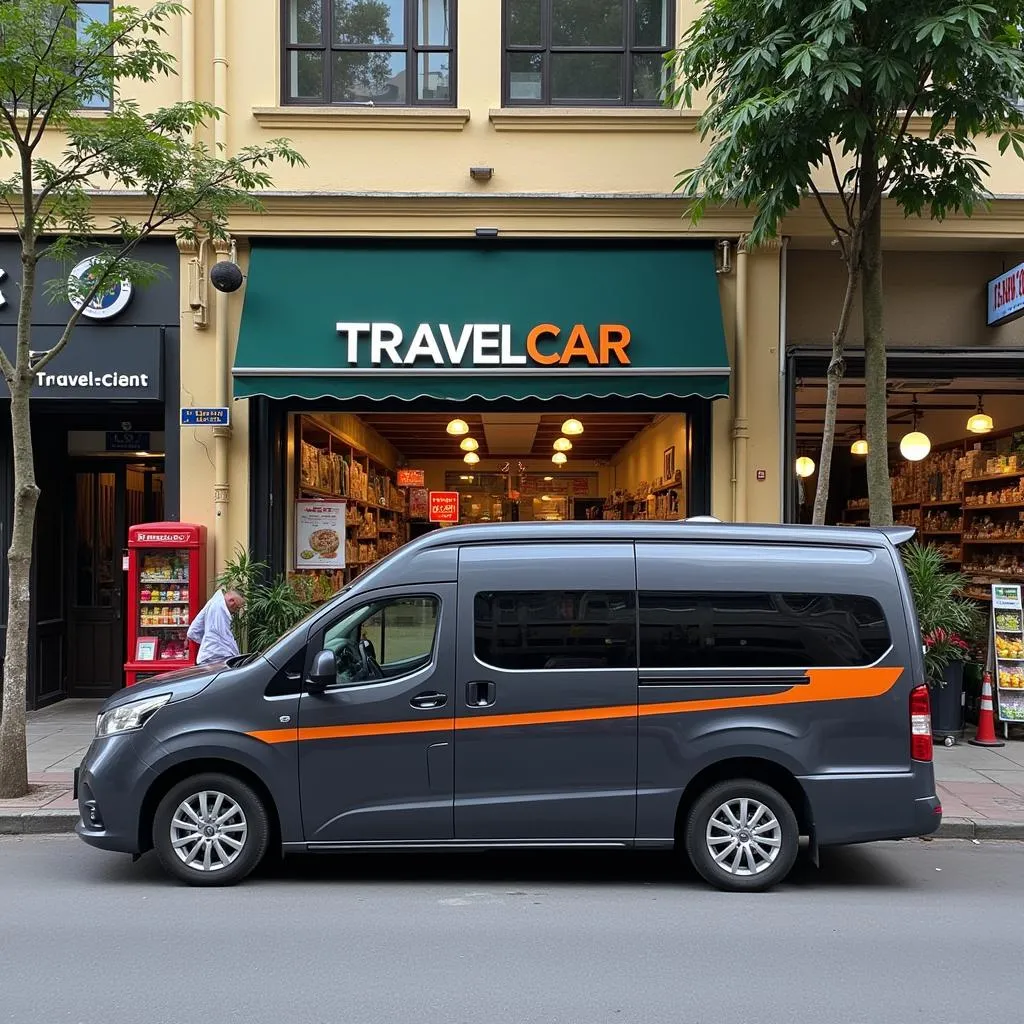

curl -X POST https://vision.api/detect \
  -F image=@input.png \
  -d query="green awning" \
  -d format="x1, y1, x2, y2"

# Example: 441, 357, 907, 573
232, 243, 730, 403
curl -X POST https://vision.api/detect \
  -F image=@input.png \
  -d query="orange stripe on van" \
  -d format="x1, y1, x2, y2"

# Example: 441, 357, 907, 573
245, 666, 902, 745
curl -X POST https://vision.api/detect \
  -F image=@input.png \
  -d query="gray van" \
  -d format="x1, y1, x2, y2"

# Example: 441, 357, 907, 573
75, 521, 941, 891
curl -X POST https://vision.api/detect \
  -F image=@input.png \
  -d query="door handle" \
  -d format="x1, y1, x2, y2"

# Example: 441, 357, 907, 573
466, 680, 496, 708
410, 691, 448, 710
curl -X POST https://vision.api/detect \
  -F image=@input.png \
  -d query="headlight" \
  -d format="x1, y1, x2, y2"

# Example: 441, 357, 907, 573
96, 693, 172, 737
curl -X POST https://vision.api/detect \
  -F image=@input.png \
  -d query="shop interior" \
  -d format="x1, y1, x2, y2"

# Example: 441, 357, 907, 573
289, 410, 690, 598
792, 373, 1024, 598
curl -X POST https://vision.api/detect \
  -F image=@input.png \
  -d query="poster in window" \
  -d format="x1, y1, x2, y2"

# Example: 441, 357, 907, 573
993, 584, 1024, 723
409, 488, 429, 519
295, 499, 347, 569
135, 637, 158, 662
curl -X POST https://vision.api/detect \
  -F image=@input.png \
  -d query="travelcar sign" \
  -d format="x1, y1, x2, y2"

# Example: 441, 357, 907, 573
987, 261, 1024, 326
336, 322, 632, 368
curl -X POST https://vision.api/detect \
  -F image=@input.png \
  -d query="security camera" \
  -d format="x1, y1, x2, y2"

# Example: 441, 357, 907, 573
210, 261, 244, 293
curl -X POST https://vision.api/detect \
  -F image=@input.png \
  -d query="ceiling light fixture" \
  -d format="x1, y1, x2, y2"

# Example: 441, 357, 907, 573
899, 396, 931, 462
795, 456, 816, 478
552, 452, 568, 465
460, 437, 479, 452
561, 418, 584, 436
446, 418, 469, 436
553, 437, 573, 452
966, 394, 994, 434
463, 452, 480, 465
850, 425, 868, 456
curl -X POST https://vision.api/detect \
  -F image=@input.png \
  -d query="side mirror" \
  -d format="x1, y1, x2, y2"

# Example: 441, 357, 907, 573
306, 649, 336, 694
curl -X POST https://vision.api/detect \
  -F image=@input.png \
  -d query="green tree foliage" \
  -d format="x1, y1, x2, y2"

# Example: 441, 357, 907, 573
0, 1, 305, 798
669, 1, 1024, 525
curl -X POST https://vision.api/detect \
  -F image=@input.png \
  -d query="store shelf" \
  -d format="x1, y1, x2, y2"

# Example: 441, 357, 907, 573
140, 624, 189, 630
650, 481, 684, 496
922, 530, 962, 536
140, 601, 190, 606
922, 499, 963, 508
892, 500, 921, 508
962, 538, 1024, 545
964, 502, 1024, 512
964, 470, 1024, 484
139, 576, 189, 585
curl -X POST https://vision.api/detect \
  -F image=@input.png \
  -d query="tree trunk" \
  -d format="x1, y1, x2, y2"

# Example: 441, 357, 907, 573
860, 136, 892, 526
812, 261, 859, 525
0, 253, 40, 800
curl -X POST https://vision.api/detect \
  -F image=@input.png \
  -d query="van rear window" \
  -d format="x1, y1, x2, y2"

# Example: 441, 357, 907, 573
474, 591, 637, 671
639, 592, 891, 670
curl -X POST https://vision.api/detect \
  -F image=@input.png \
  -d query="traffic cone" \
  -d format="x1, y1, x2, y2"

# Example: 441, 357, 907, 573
969, 670, 1005, 747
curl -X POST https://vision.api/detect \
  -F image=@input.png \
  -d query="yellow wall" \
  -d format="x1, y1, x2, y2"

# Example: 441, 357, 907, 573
611, 415, 686, 492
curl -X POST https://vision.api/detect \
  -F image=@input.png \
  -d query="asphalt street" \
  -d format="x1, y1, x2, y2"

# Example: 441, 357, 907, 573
0, 836, 1017, 1024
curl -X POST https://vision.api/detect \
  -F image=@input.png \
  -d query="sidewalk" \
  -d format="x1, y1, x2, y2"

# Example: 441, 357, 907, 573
2, 700, 1023, 837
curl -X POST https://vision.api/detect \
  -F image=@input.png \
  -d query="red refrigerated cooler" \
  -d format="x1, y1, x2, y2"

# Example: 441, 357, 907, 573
124, 522, 208, 687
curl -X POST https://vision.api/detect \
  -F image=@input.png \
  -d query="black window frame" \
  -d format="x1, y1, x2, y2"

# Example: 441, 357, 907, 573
281, 0, 458, 107
502, 0, 674, 108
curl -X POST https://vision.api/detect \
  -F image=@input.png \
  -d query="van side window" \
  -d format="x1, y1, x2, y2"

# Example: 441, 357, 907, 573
638, 592, 891, 670
474, 591, 637, 671
324, 596, 439, 684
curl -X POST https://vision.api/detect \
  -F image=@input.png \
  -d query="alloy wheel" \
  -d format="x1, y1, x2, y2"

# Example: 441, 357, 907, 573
169, 790, 249, 873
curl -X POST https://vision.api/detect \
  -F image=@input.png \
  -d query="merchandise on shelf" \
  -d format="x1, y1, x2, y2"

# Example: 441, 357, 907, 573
926, 540, 961, 562
996, 610, 1023, 632
963, 514, 1024, 541
964, 479, 1024, 506
140, 554, 188, 581
963, 552, 1024, 578
894, 508, 921, 528
922, 510, 962, 533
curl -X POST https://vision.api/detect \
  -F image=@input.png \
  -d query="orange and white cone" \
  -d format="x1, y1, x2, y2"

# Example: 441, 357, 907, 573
969, 670, 1005, 747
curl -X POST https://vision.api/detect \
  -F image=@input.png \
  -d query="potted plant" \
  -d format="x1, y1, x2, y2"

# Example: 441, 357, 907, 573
902, 543, 985, 742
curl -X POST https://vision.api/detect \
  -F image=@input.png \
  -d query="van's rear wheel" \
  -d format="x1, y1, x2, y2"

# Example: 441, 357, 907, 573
153, 773, 269, 887
685, 779, 799, 892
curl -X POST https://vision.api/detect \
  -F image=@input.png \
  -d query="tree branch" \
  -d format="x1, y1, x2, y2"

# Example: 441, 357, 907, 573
808, 179, 850, 260
826, 143, 854, 227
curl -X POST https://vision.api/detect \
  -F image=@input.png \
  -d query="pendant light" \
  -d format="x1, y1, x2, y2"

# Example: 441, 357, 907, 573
552, 452, 568, 465
552, 437, 573, 453
794, 455, 816, 478
966, 394, 994, 435
561, 418, 584, 436
460, 437, 479, 452
850, 425, 868, 456
446, 418, 469, 436
899, 396, 931, 462
463, 451, 480, 465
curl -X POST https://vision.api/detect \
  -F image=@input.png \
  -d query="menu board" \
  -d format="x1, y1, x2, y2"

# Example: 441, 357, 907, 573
295, 499, 347, 569
993, 584, 1024, 723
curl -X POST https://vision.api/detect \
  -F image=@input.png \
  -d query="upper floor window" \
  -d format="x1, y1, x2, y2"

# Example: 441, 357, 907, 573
283, 0, 455, 106
503, 0, 672, 106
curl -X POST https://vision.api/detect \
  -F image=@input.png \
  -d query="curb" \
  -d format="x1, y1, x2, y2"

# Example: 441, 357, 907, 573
934, 817, 1024, 841
0, 808, 79, 836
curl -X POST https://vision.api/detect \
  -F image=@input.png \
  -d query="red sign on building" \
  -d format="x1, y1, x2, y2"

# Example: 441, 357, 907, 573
428, 491, 460, 523
397, 468, 425, 487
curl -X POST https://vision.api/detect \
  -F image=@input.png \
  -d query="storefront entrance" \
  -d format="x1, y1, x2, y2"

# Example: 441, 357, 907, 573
67, 460, 164, 697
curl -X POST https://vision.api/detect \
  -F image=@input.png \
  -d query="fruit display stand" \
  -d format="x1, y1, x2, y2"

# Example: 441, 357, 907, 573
993, 584, 1024, 735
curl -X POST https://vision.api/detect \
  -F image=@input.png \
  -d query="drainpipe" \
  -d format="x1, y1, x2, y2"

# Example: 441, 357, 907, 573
181, 1, 194, 108
212, 0, 231, 576
731, 236, 750, 523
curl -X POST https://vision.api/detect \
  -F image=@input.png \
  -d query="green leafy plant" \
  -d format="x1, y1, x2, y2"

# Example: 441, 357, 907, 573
217, 549, 317, 655
669, 1, 1024, 526
902, 543, 984, 684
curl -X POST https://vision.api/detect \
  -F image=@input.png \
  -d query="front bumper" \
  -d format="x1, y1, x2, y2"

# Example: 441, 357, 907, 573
75, 735, 158, 855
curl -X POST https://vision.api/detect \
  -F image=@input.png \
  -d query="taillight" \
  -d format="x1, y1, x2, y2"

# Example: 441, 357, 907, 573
910, 684, 932, 761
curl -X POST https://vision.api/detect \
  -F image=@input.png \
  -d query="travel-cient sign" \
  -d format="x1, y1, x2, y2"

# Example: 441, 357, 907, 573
336, 322, 632, 368
987, 261, 1024, 326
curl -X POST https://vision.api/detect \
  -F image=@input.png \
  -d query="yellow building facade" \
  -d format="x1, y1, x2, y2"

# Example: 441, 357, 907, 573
123, 2, 1024, 586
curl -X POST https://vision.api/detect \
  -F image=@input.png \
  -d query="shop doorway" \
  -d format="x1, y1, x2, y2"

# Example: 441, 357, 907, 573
67, 460, 164, 697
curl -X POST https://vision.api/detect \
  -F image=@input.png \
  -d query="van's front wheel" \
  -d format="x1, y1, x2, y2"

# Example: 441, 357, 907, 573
685, 779, 799, 892
153, 773, 269, 887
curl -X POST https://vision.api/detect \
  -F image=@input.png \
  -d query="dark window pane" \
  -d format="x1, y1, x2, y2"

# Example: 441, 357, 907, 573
288, 50, 324, 100
417, 0, 451, 46
332, 50, 407, 103
287, 0, 323, 43
507, 0, 542, 46
551, 0, 623, 46
475, 591, 637, 671
333, 0, 404, 45
634, 0, 668, 47
638, 593, 892, 670
551, 52, 621, 101
508, 51, 543, 101
632, 52, 668, 102
417, 52, 450, 101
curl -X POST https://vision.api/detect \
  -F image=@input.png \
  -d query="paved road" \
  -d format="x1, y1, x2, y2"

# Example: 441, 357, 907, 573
1, 837, 1017, 1024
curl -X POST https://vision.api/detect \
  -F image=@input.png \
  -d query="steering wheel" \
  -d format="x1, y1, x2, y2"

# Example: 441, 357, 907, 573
332, 639, 363, 678
359, 638, 384, 681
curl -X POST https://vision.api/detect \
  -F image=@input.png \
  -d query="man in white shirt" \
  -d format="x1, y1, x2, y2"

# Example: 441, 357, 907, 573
187, 588, 245, 665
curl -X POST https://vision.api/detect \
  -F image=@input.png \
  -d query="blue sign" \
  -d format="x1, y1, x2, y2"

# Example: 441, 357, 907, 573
180, 407, 230, 426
